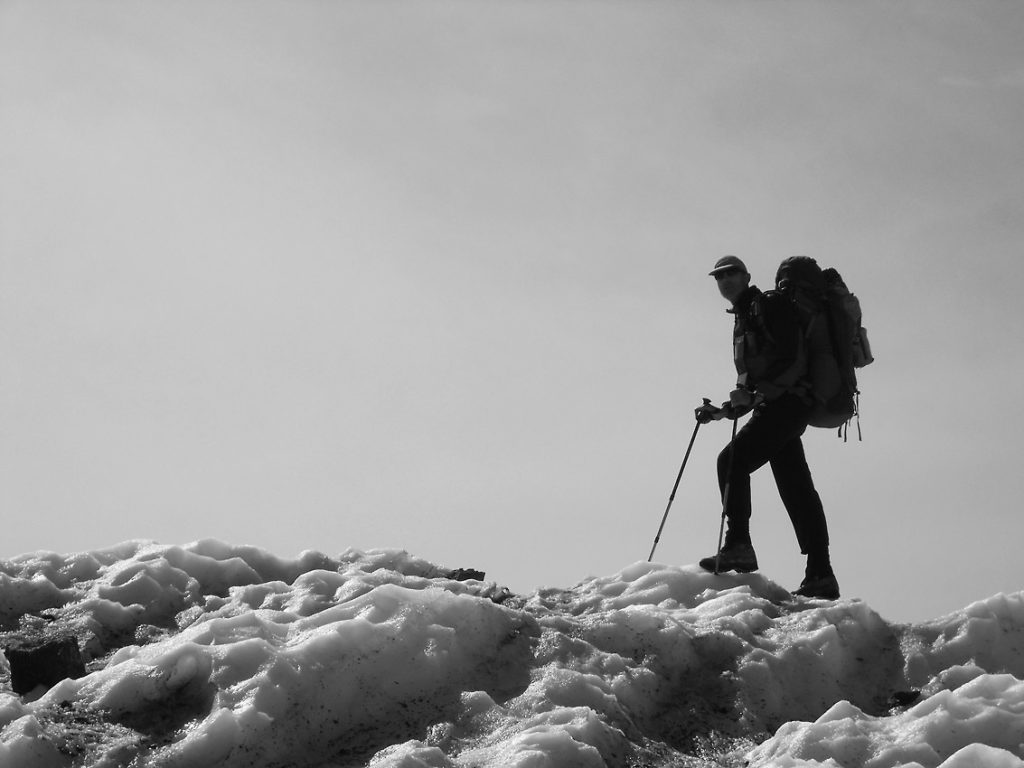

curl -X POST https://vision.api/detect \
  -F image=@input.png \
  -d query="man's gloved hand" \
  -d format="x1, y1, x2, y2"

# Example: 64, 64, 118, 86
729, 388, 765, 414
695, 400, 724, 424
720, 389, 764, 420
729, 388, 756, 410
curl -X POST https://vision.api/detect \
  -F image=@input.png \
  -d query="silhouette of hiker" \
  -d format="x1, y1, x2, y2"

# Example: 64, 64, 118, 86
695, 255, 839, 599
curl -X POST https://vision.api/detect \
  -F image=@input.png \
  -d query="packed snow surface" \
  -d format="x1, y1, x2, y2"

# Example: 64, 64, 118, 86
0, 540, 1022, 767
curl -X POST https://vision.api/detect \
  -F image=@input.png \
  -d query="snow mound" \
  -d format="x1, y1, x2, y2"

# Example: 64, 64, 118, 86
0, 540, 1021, 767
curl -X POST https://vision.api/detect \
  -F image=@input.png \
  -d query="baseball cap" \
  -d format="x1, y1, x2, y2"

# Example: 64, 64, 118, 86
709, 255, 748, 277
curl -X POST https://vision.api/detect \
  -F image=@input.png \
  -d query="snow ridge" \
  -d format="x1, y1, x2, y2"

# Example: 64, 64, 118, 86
0, 540, 1022, 767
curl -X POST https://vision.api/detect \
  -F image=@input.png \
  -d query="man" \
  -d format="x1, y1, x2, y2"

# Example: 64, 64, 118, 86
695, 255, 840, 599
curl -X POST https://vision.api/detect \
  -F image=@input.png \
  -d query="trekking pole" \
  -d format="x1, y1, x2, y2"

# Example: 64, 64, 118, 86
647, 399, 710, 563
713, 415, 740, 574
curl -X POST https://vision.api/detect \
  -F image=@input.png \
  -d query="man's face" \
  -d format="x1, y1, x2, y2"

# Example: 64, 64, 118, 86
715, 268, 750, 303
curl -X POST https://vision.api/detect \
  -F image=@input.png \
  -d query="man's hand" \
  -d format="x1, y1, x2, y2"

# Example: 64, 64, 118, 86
730, 388, 765, 409
729, 388, 755, 409
722, 389, 765, 420
695, 400, 723, 424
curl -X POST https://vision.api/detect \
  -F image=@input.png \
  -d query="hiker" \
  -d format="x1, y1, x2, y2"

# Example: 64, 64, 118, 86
695, 255, 840, 599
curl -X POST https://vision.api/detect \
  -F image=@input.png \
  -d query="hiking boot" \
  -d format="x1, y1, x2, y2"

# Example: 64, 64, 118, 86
699, 541, 758, 573
793, 573, 840, 600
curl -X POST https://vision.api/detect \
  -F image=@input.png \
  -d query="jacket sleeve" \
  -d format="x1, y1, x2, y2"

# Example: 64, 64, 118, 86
753, 293, 806, 401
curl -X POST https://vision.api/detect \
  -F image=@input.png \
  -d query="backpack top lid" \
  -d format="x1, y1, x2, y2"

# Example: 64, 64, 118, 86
776, 256, 825, 296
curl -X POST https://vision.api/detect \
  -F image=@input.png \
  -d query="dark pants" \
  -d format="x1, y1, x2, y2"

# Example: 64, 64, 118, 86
717, 394, 830, 570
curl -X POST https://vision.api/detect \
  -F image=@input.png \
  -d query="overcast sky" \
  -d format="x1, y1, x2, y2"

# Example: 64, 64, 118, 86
2, 0, 1022, 622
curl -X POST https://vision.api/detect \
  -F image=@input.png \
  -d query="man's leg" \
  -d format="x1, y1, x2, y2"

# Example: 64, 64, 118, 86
702, 399, 808, 572
769, 430, 839, 597
770, 436, 830, 563
717, 400, 808, 540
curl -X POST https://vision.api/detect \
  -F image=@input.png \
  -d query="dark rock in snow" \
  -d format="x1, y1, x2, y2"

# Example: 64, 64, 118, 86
3, 632, 86, 695
446, 567, 485, 581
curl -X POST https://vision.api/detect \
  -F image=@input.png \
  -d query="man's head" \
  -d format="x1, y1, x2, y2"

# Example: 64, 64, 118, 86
775, 255, 824, 295
709, 255, 750, 304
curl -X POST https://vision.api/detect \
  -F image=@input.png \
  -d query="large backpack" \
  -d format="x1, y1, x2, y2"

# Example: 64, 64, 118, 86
774, 256, 874, 435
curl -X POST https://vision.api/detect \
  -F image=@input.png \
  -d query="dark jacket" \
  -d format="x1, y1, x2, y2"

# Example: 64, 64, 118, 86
731, 286, 807, 402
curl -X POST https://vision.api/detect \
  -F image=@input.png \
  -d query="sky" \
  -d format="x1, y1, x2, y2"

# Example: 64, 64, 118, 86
1, 0, 1022, 624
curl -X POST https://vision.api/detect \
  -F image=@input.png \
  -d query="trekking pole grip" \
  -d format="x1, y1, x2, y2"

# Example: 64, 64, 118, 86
693, 397, 712, 423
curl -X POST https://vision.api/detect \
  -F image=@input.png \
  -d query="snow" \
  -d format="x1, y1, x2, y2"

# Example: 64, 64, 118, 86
0, 540, 1021, 767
